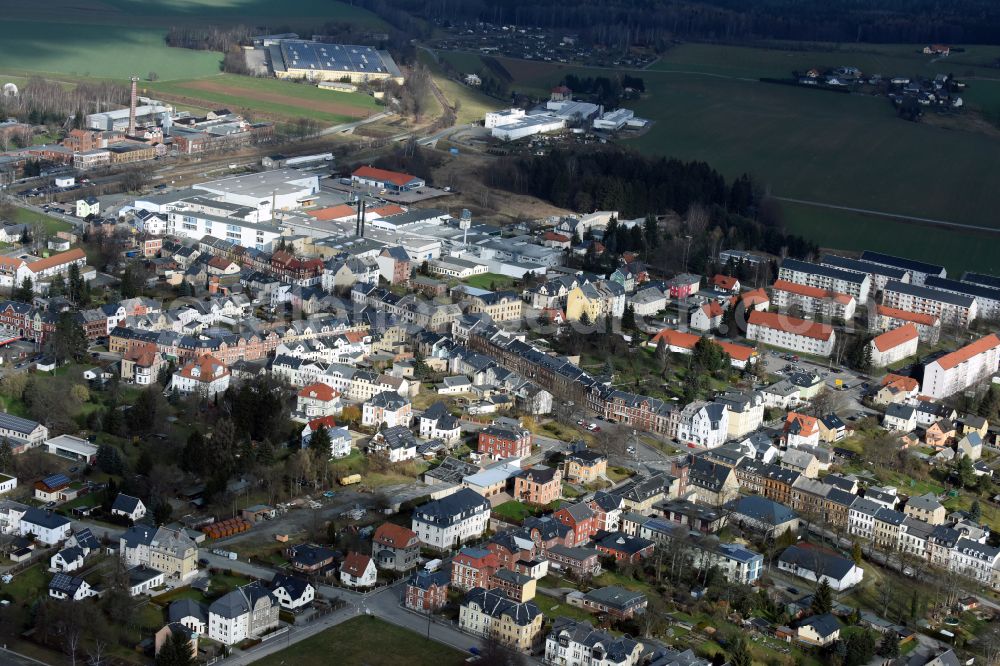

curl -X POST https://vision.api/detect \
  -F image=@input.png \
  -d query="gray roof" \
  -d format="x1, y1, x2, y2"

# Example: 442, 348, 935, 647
209, 581, 275, 619
860, 251, 945, 277
583, 585, 646, 610
727, 495, 798, 526
413, 488, 489, 527
799, 612, 840, 638
0, 412, 43, 435
169, 598, 208, 624
884, 280, 974, 307
463, 587, 540, 625
780, 258, 867, 285
779, 545, 857, 581
549, 618, 640, 663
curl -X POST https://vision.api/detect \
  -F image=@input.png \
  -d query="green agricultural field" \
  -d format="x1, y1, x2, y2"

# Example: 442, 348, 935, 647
3, 0, 387, 30
779, 201, 1000, 275
147, 74, 383, 124
0, 22, 222, 81
257, 616, 467, 666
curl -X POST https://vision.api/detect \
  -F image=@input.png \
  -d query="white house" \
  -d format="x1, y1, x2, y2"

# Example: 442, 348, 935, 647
170, 354, 231, 397
411, 488, 491, 551
419, 402, 462, 444
300, 417, 352, 458
127, 566, 165, 596
777, 545, 864, 591
545, 618, 643, 666
49, 573, 97, 601
369, 426, 418, 463
340, 552, 377, 588
50, 546, 86, 572
207, 582, 280, 646
270, 573, 315, 610
675, 402, 729, 449
20, 508, 72, 545
883, 403, 917, 432
75, 196, 100, 218
362, 391, 412, 429
921, 334, 1000, 399
110, 493, 147, 522
295, 382, 342, 420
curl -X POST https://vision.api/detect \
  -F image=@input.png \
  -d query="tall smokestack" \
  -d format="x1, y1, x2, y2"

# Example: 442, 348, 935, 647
128, 76, 139, 136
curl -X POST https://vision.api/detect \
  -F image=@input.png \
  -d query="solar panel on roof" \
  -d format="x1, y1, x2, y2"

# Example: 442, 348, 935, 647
44, 473, 70, 487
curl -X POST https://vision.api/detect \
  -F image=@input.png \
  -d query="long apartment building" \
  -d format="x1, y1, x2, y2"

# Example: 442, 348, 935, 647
925, 276, 1000, 321
777, 258, 870, 305
819, 254, 910, 298
745, 311, 836, 357
873, 305, 941, 343
921, 334, 1000, 399
882, 281, 977, 328
770, 279, 856, 320
859, 251, 946, 286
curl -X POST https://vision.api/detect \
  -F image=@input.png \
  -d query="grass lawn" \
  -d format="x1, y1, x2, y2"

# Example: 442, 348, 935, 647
9, 206, 73, 236
607, 466, 634, 483
256, 616, 467, 666
462, 273, 517, 291
147, 74, 383, 124
2, 564, 47, 603
533, 596, 595, 623
944, 494, 1000, 531
593, 570, 654, 595
492, 500, 534, 523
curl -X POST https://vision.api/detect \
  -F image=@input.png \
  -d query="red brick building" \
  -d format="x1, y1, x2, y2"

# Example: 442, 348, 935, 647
450, 547, 499, 591
477, 423, 532, 460
553, 503, 598, 546
405, 570, 450, 612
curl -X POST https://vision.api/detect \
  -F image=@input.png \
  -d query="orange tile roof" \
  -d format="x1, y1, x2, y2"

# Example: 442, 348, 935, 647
701, 301, 725, 318
718, 340, 756, 362
785, 412, 819, 436
872, 323, 919, 352
353, 165, 420, 188
308, 204, 356, 221
712, 274, 738, 290
739, 288, 769, 308
881, 373, 919, 392
28, 248, 85, 273
876, 305, 939, 327
373, 522, 418, 548
772, 279, 853, 305
298, 382, 339, 402
308, 415, 338, 431
368, 204, 406, 217
178, 353, 227, 381
933, 334, 1000, 371
343, 330, 368, 344
650, 328, 700, 350
747, 310, 833, 340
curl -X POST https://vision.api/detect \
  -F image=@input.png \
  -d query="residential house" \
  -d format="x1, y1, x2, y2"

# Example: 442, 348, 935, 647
904, 493, 946, 525
746, 311, 836, 357
884, 403, 917, 432
715, 390, 765, 439
48, 573, 97, 601
726, 495, 799, 538
563, 450, 608, 484
676, 402, 729, 449
419, 402, 462, 444
545, 618, 643, 666
459, 587, 543, 652
478, 422, 532, 460
687, 457, 739, 506
595, 532, 654, 563
361, 391, 412, 428
514, 466, 563, 506
777, 545, 864, 591
269, 573, 314, 610
406, 569, 450, 611
207, 582, 279, 645
870, 324, 919, 367
581, 586, 648, 619
781, 448, 820, 479
783, 413, 820, 449
553, 503, 598, 546
110, 494, 147, 522
368, 425, 418, 463
411, 489, 491, 551
340, 552, 377, 588
170, 353, 230, 397
295, 383, 342, 420
20, 508, 72, 545
796, 613, 841, 647
372, 523, 420, 571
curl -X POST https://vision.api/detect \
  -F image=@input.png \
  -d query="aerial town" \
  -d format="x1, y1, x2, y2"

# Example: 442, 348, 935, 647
1, 4, 1000, 666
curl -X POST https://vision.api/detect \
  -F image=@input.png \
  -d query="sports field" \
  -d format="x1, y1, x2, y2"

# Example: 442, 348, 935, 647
147, 75, 383, 123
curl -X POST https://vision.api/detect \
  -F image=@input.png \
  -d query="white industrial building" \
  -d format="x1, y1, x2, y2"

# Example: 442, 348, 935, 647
491, 114, 566, 141
484, 109, 526, 129
593, 108, 638, 131
86, 104, 173, 132
166, 210, 282, 250
192, 169, 320, 222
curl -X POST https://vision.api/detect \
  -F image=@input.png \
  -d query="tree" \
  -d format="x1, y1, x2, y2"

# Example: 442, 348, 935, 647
621, 303, 636, 331
96, 444, 126, 475
727, 635, 752, 666
155, 627, 195, 666
851, 541, 863, 566
811, 579, 833, 615
309, 424, 332, 463
0, 438, 11, 473
877, 631, 900, 658
47, 312, 88, 365
970, 499, 982, 523
13, 276, 33, 303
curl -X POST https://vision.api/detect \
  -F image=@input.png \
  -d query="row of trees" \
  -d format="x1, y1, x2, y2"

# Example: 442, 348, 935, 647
0, 77, 128, 127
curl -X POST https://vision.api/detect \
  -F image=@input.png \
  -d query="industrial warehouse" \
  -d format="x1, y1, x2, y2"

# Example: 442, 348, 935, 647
265, 39, 404, 84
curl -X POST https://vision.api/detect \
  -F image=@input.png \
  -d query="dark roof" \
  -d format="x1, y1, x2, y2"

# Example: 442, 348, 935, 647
860, 251, 945, 276
413, 488, 489, 527
111, 493, 143, 514
22, 508, 70, 530
583, 585, 646, 610
779, 545, 857, 581
169, 598, 208, 624
408, 568, 451, 590
799, 612, 840, 638
209, 581, 275, 619
727, 496, 798, 526
463, 587, 540, 625
596, 531, 654, 556
289, 544, 336, 567
549, 618, 640, 662
780, 258, 866, 285
271, 573, 313, 600
518, 465, 560, 485
49, 573, 85, 595
884, 280, 973, 307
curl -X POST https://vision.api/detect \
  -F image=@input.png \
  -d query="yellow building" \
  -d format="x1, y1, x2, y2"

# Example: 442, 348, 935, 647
565, 284, 605, 322
562, 450, 608, 484
149, 527, 199, 581
459, 587, 543, 652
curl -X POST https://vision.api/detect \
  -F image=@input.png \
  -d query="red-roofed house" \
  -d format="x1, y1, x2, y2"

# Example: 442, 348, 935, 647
372, 523, 420, 571
351, 166, 425, 193
647, 329, 756, 369
739, 288, 770, 312
874, 374, 920, 406
542, 232, 572, 249
922, 334, 1000, 399
340, 552, 377, 588
771, 279, 856, 320
746, 311, 835, 357
297, 382, 342, 419
169, 353, 230, 397
784, 412, 820, 448
711, 274, 741, 293
691, 300, 725, 332
869, 324, 919, 367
